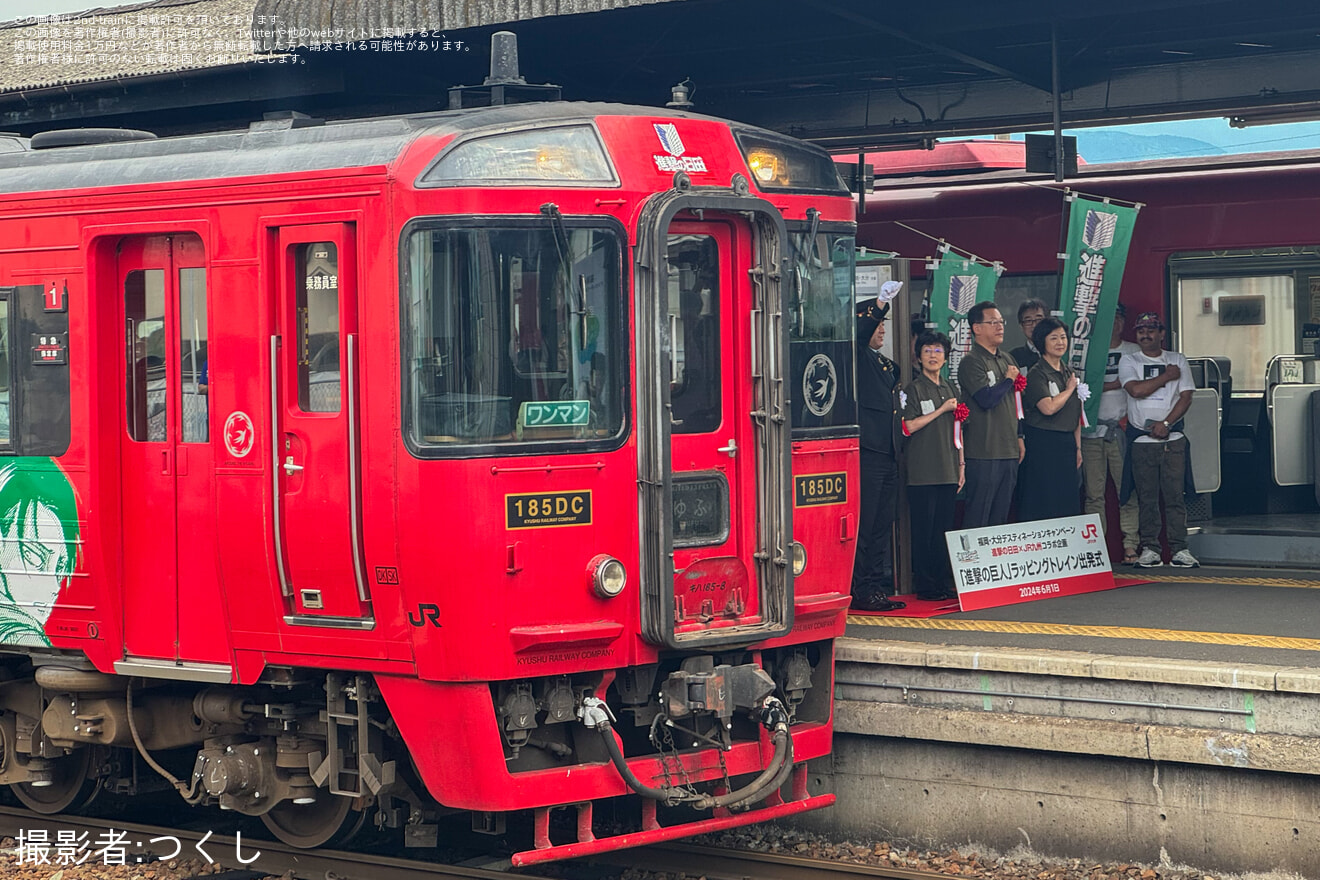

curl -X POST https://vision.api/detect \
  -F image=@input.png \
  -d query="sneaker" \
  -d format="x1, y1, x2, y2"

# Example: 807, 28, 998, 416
1134, 547, 1163, 567
1170, 549, 1200, 568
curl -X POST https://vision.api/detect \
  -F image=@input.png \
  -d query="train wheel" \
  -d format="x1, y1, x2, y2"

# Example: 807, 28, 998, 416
12, 747, 102, 815
260, 794, 365, 849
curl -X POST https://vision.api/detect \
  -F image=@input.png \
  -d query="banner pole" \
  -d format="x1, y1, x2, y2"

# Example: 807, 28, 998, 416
1052, 21, 1065, 183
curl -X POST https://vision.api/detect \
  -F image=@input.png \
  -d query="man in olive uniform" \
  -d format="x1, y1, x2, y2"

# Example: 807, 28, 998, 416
851, 296, 906, 612
958, 300, 1024, 529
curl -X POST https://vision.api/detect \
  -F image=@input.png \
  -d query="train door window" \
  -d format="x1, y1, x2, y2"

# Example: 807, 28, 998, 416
125, 269, 167, 442
1178, 275, 1294, 392
402, 221, 625, 454
296, 242, 341, 413
178, 267, 208, 442
666, 234, 721, 434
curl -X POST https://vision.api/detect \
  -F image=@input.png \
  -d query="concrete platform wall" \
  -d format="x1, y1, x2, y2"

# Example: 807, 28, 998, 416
790, 638, 1320, 876
801, 736, 1320, 875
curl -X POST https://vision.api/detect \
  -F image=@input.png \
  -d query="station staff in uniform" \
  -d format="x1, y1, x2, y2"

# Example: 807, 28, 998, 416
851, 290, 906, 612
1019, 317, 1082, 521
958, 301, 1024, 529
1081, 303, 1141, 564
901, 331, 961, 601
1119, 312, 1199, 568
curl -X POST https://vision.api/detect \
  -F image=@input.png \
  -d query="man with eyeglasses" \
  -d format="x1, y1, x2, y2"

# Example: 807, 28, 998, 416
1009, 299, 1047, 371
958, 301, 1025, 528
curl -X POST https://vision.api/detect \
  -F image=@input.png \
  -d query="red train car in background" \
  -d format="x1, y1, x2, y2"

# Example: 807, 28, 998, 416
0, 47, 859, 864
859, 142, 1320, 525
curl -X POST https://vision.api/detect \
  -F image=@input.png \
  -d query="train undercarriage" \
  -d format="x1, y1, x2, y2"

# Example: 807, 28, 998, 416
0, 643, 830, 860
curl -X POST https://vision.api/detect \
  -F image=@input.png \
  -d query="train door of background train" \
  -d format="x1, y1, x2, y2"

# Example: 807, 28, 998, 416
665, 220, 762, 637
120, 233, 222, 662
271, 224, 370, 621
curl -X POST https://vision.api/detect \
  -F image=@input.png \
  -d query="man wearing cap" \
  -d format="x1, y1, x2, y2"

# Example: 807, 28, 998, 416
958, 301, 1024, 529
851, 293, 906, 612
1119, 312, 1199, 568
1081, 303, 1141, 565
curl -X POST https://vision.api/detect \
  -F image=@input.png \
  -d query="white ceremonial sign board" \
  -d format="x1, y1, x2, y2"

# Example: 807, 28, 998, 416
945, 513, 1114, 612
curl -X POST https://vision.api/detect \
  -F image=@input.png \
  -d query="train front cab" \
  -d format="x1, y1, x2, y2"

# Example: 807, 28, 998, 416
379, 115, 857, 863
1167, 249, 1320, 560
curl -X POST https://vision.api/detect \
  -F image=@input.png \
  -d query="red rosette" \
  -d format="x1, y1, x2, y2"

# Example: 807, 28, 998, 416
1013, 373, 1028, 392
954, 402, 970, 422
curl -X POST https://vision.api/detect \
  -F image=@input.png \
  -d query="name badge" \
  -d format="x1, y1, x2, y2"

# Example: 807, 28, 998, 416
920, 399, 935, 415
986, 370, 996, 384
1049, 381, 1060, 397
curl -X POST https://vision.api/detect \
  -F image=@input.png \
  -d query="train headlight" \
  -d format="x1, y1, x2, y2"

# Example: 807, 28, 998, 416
791, 541, 807, 576
590, 554, 627, 598
747, 149, 784, 184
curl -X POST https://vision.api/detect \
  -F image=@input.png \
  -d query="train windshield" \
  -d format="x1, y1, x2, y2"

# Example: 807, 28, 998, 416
402, 221, 625, 453
787, 229, 858, 431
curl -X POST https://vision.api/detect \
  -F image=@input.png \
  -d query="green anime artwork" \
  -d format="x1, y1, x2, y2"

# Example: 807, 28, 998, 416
0, 459, 79, 647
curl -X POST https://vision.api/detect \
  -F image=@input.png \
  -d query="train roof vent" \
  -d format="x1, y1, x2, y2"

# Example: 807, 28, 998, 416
29, 128, 157, 150
250, 110, 325, 133
448, 31, 561, 110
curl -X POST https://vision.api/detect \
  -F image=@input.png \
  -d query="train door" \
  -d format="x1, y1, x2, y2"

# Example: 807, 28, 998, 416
666, 222, 760, 635
636, 198, 793, 648
271, 224, 370, 622
120, 233, 217, 661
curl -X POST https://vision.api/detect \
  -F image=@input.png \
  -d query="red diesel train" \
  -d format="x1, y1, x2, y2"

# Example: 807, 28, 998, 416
0, 69, 860, 862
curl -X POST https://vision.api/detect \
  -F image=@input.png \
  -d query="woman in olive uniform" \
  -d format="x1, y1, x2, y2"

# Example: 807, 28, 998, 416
900, 331, 962, 601
1019, 317, 1083, 521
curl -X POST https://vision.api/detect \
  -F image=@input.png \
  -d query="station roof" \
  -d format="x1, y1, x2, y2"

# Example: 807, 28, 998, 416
1, 0, 1318, 150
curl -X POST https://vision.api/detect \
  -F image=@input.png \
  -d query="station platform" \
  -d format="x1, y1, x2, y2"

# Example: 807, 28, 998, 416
845, 565, 1320, 666
801, 565, 1320, 876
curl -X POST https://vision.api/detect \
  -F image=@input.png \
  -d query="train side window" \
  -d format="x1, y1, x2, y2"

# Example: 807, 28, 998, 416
296, 242, 341, 414
125, 269, 167, 442
178, 267, 208, 442
0, 297, 9, 448
1178, 275, 1294, 393
402, 221, 626, 454
666, 234, 721, 434
2, 285, 69, 456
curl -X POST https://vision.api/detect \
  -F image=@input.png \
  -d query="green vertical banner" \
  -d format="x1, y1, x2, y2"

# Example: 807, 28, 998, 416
1057, 195, 1140, 426
927, 247, 1002, 386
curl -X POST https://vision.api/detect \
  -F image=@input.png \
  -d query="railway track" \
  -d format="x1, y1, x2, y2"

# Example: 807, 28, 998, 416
590, 841, 954, 880
0, 805, 953, 880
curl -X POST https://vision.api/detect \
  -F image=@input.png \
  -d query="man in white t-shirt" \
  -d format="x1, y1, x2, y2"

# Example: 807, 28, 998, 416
1118, 311, 1198, 568
1081, 304, 1141, 564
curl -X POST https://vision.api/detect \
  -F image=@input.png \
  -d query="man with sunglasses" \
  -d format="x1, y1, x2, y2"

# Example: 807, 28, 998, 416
958, 301, 1024, 528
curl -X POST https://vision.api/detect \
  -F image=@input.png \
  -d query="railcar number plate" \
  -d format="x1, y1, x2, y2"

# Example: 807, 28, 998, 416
506, 491, 592, 529
794, 472, 847, 507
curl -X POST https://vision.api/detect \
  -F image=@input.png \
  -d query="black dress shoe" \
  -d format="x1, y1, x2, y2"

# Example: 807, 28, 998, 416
852, 593, 906, 612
